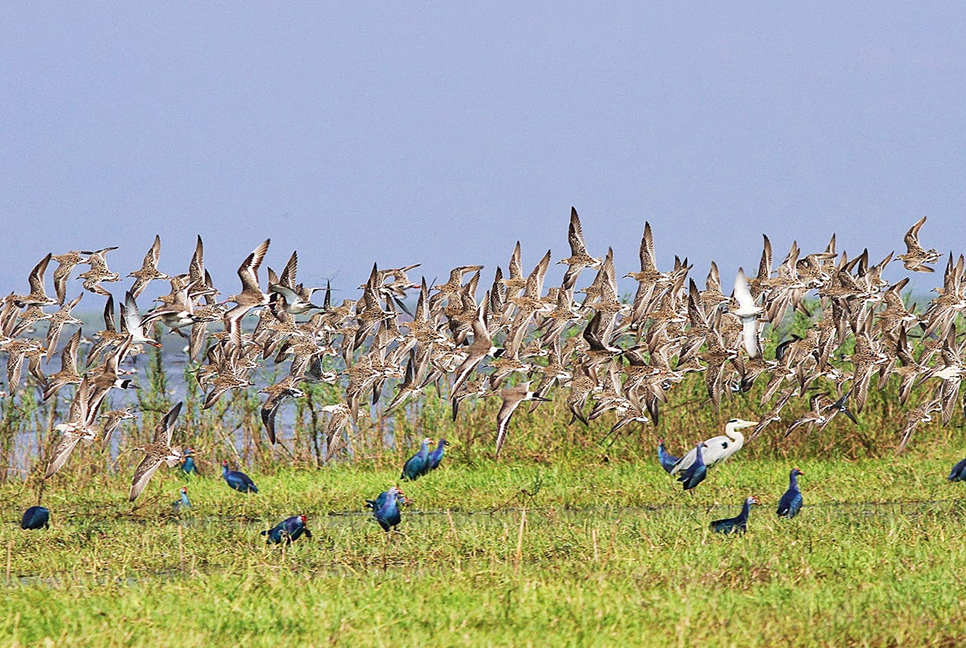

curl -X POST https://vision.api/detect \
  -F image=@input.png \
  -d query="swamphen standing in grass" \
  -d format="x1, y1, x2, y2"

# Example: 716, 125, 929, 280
777, 468, 804, 518
222, 460, 258, 493
172, 486, 191, 511
948, 457, 966, 482
678, 443, 708, 491
427, 438, 449, 473
262, 514, 312, 544
657, 438, 679, 473
711, 496, 760, 534
21, 506, 50, 530
372, 486, 405, 532
401, 438, 431, 481
181, 448, 197, 477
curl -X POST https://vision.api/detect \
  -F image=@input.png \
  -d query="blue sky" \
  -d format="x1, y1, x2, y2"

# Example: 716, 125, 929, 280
2, 4, 964, 301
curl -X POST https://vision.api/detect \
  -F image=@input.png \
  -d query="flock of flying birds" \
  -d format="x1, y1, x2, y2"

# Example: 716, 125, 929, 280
0, 210, 962, 505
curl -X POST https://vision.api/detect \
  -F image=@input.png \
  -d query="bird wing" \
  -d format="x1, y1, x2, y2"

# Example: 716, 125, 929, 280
189, 236, 205, 284
508, 241, 523, 279
154, 402, 184, 445
27, 253, 52, 298
495, 391, 523, 455
237, 239, 271, 294
280, 250, 299, 287
260, 395, 282, 445
741, 317, 760, 358
733, 268, 757, 311
129, 453, 164, 501
639, 222, 657, 272
568, 207, 588, 256
904, 216, 927, 252
45, 433, 82, 478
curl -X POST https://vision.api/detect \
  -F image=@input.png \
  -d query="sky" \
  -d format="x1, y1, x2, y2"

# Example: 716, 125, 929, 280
2, 3, 965, 304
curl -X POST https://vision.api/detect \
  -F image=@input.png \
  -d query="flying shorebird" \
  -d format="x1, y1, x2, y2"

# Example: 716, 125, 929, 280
557, 207, 602, 272
259, 375, 304, 444
77, 246, 121, 296
129, 402, 184, 501
896, 216, 940, 272
128, 234, 169, 298
43, 292, 83, 362
494, 381, 547, 456
123, 292, 163, 349
9, 253, 56, 308
42, 327, 83, 401
51, 250, 90, 305
45, 380, 100, 478
222, 239, 272, 353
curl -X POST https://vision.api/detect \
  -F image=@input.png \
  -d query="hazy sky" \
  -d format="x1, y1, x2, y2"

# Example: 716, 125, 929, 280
2, 4, 965, 303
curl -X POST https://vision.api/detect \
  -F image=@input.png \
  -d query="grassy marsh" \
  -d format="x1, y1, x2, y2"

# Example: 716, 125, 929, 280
5, 454, 966, 647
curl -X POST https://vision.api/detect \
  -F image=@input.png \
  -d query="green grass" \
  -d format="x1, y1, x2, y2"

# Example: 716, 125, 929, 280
5, 454, 966, 647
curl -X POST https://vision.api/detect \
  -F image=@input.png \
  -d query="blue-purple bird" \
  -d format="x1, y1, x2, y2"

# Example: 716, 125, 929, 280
222, 460, 258, 493
677, 443, 708, 491
181, 448, 197, 477
372, 486, 405, 532
21, 506, 50, 530
262, 514, 312, 544
427, 438, 449, 473
172, 486, 191, 511
777, 468, 804, 518
711, 496, 760, 534
657, 438, 679, 473
401, 438, 431, 481
948, 457, 966, 482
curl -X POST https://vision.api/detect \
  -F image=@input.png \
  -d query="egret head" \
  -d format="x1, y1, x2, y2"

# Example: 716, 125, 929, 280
727, 418, 758, 429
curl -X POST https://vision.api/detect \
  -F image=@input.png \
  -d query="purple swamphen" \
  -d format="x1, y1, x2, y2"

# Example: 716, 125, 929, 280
711, 496, 760, 534
21, 506, 50, 530
181, 448, 197, 477
427, 438, 449, 473
222, 460, 258, 493
777, 468, 804, 518
401, 438, 431, 481
262, 514, 312, 544
657, 438, 679, 474
372, 486, 405, 532
948, 457, 966, 482
677, 443, 708, 490
172, 486, 191, 511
